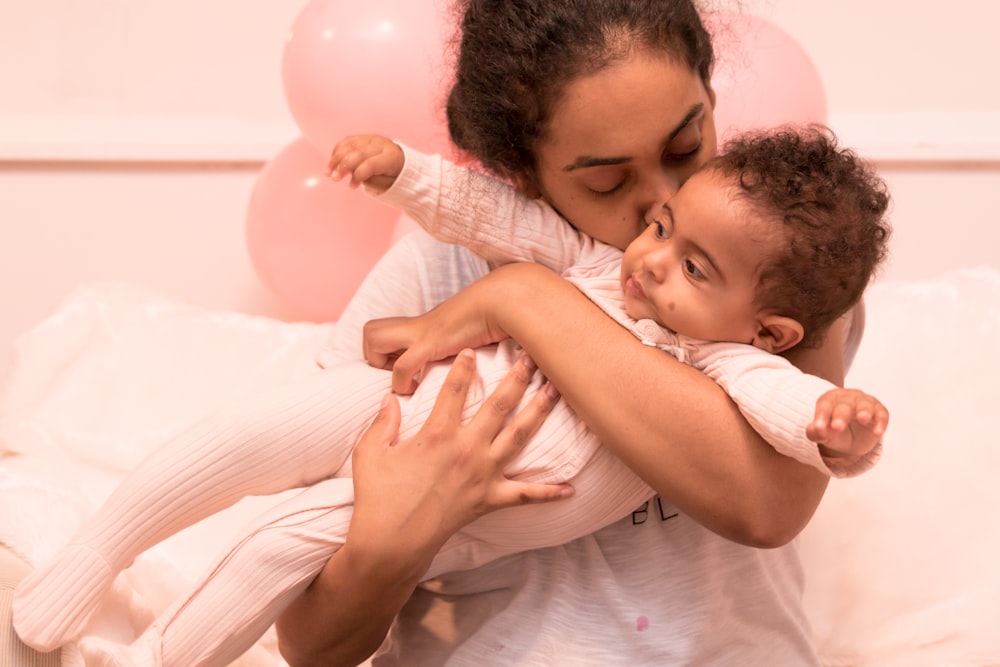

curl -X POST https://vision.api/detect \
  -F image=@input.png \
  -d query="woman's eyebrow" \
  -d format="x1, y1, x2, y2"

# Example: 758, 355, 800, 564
563, 155, 631, 172
562, 103, 706, 172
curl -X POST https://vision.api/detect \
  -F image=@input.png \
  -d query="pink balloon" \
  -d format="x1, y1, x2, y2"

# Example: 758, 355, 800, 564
246, 136, 397, 321
282, 0, 452, 156
707, 13, 828, 141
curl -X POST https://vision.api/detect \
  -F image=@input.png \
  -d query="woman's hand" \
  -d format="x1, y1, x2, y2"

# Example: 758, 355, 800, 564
349, 349, 572, 561
363, 281, 511, 394
276, 348, 568, 667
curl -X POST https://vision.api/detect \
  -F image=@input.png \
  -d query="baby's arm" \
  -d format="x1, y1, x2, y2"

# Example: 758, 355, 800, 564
328, 133, 405, 193
328, 134, 588, 270
808, 387, 889, 464
689, 342, 885, 478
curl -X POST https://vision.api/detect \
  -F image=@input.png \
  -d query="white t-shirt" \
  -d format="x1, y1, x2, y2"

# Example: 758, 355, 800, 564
377, 487, 819, 666
330, 234, 836, 666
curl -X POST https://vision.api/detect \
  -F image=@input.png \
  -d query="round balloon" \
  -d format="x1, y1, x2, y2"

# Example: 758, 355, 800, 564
246, 136, 398, 321
707, 12, 828, 141
282, 0, 452, 156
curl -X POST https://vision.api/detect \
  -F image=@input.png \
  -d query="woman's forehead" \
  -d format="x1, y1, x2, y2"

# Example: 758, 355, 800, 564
543, 54, 709, 157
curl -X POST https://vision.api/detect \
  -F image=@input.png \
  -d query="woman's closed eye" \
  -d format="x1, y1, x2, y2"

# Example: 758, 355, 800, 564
662, 142, 703, 163
588, 181, 625, 198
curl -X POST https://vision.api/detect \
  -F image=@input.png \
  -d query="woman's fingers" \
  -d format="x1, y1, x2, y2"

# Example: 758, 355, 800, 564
470, 353, 571, 507
420, 348, 477, 431
354, 347, 569, 528
360, 393, 402, 447
491, 477, 574, 507
466, 352, 536, 438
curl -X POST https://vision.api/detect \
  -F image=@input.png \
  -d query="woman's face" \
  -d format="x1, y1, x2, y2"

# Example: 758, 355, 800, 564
531, 51, 718, 251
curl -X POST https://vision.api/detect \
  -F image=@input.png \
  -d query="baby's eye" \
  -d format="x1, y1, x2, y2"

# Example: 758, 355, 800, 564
650, 220, 670, 239
683, 258, 705, 279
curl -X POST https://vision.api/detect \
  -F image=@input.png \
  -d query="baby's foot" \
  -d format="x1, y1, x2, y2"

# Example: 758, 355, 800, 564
78, 632, 159, 667
13, 544, 117, 651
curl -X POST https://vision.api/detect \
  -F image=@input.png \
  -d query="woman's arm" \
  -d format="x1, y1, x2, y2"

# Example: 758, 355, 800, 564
276, 351, 567, 666
367, 263, 840, 547
488, 264, 841, 546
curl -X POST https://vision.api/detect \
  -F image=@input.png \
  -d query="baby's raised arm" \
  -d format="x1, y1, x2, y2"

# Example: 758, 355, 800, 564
330, 137, 591, 270
808, 388, 889, 465
327, 134, 405, 193
688, 341, 884, 478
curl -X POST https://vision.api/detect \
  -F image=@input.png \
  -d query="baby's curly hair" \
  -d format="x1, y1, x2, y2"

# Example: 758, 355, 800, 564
710, 126, 892, 348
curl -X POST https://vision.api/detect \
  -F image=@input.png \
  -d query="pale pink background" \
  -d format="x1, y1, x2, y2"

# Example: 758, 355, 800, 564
1, 0, 999, 383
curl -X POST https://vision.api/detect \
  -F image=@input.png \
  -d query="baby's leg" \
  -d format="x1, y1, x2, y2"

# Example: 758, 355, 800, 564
79, 477, 355, 667
425, 405, 655, 579
13, 361, 389, 652
0, 546, 60, 667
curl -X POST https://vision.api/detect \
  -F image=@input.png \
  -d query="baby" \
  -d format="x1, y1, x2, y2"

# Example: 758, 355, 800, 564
14, 126, 890, 666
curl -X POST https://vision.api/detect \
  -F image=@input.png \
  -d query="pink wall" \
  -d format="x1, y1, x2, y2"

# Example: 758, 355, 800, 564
2, 0, 999, 383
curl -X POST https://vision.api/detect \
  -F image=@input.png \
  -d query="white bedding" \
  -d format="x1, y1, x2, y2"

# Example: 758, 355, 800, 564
2, 270, 999, 666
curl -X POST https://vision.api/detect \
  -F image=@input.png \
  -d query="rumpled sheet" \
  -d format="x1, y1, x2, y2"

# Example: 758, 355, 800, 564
2, 270, 999, 666
0, 283, 333, 666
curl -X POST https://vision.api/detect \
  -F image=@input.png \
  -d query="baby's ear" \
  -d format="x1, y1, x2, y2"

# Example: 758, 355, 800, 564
512, 172, 542, 199
752, 314, 804, 354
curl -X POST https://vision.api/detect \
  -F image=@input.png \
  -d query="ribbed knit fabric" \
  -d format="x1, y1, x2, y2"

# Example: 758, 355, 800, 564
10, 339, 653, 665
78, 482, 357, 666
13, 361, 390, 651
0, 546, 60, 667
11, 545, 113, 651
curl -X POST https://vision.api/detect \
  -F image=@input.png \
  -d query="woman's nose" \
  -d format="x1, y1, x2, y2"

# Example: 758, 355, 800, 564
638, 173, 680, 220
644, 200, 671, 227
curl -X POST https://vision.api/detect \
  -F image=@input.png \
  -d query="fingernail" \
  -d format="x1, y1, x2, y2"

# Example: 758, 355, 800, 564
460, 348, 475, 359
520, 354, 537, 370
560, 485, 574, 498
380, 393, 392, 408
544, 382, 561, 399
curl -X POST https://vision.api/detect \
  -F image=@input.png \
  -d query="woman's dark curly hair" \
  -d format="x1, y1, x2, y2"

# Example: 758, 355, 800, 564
445, 0, 714, 181
710, 126, 892, 348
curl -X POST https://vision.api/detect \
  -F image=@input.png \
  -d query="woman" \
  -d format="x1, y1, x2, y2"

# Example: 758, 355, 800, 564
277, 0, 849, 665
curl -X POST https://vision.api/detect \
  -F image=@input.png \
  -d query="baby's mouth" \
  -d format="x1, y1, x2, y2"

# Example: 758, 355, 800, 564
624, 275, 646, 300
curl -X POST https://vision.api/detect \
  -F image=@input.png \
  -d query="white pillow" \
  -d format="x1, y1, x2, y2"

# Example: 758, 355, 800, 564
0, 282, 331, 466
800, 267, 1000, 666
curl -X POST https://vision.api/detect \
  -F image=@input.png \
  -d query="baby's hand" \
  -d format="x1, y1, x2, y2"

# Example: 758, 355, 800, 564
328, 134, 405, 194
807, 388, 889, 461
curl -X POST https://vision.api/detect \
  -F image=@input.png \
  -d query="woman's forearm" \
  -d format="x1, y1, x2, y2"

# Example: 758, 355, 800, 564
487, 263, 832, 547
276, 542, 429, 667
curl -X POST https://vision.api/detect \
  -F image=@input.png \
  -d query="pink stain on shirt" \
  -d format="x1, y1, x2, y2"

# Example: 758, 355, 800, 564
636, 615, 650, 632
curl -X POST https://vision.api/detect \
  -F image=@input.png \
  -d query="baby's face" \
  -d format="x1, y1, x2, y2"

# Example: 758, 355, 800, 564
620, 169, 775, 344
